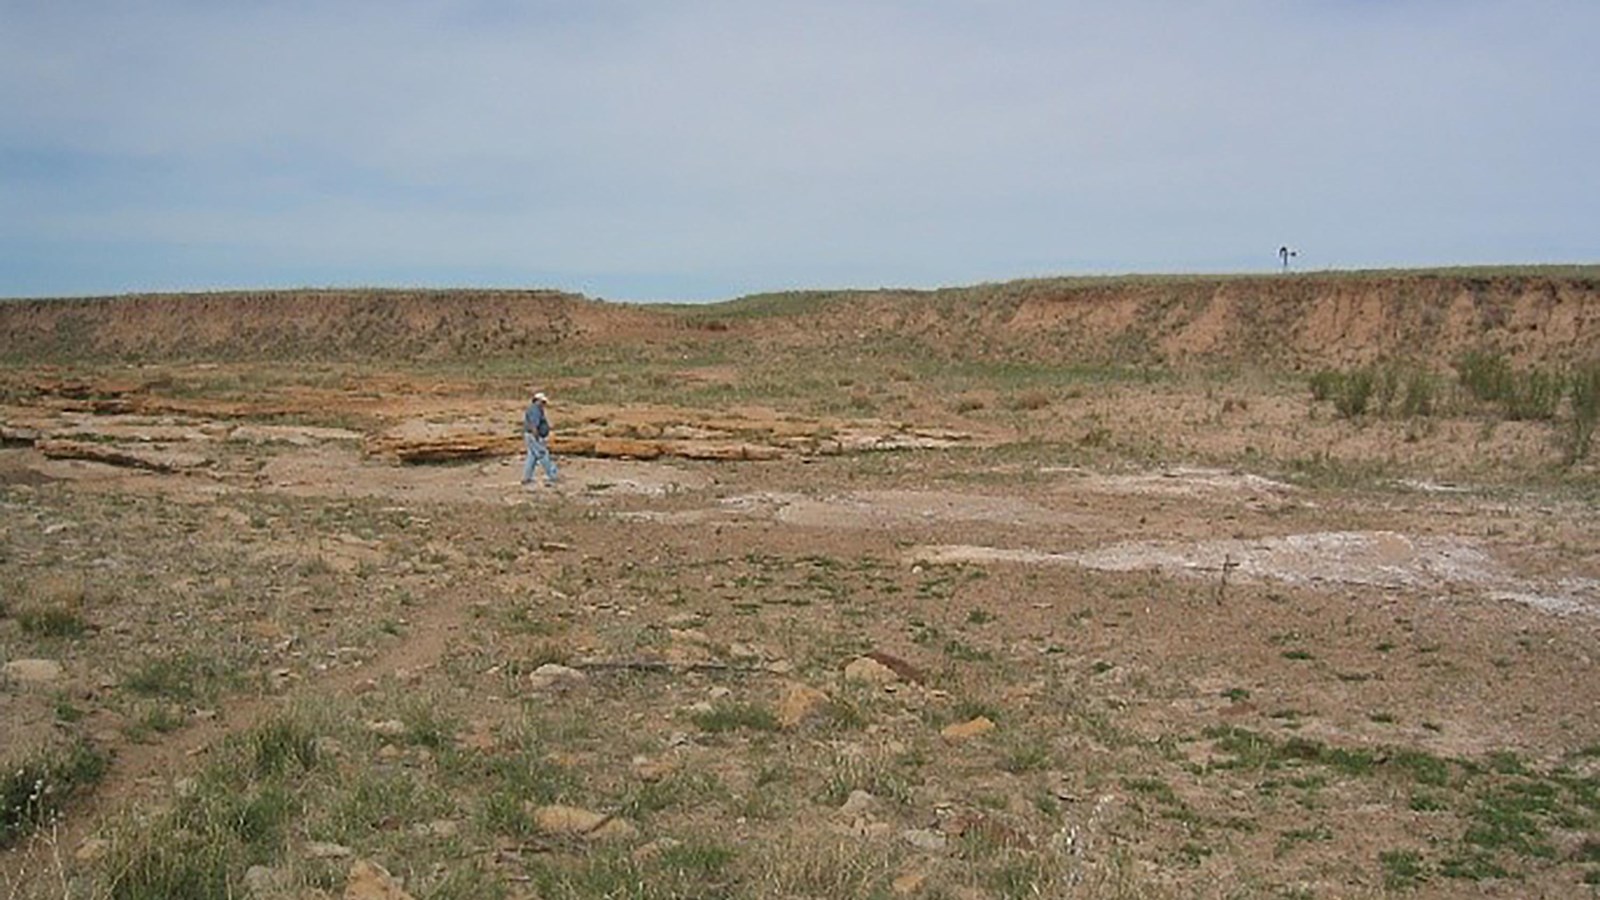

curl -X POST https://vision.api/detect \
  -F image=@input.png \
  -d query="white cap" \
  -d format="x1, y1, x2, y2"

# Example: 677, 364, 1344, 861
533, 391, 548, 402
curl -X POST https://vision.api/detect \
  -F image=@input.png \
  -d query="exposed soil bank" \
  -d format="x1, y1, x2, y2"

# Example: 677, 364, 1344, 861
4, 270, 1598, 369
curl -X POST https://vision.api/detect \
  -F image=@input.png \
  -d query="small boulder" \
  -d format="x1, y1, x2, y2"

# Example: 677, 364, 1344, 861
527, 663, 586, 690
344, 859, 414, 900
307, 841, 354, 859
3, 658, 64, 684
940, 717, 996, 741
901, 828, 948, 852
776, 682, 830, 729
839, 789, 877, 819
844, 657, 899, 686
531, 804, 608, 835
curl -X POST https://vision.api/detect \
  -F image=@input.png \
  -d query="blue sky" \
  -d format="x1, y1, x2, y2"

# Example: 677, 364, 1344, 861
3, 1, 1596, 301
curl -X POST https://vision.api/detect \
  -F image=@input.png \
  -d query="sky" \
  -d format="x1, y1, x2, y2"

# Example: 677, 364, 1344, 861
2, 1, 1596, 302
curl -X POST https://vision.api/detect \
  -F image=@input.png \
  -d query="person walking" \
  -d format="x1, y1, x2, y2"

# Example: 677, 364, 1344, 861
521, 390, 559, 488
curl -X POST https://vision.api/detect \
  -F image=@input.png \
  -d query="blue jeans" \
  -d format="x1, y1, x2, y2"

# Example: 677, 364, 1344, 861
522, 433, 558, 485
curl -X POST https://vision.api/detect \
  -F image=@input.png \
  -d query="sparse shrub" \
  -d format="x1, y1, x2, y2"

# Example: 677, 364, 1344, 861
1333, 369, 1375, 418
1308, 369, 1342, 402
1401, 369, 1439, 417
1565, 361, 1600, 463
17, 604, 86, 638
1373, 365, 1402, 415
1380, 848, 1428, 889
251, 719, 320, 777
1502, 368, 1564, 421
1314, 364, 1439, 420
123, 652, 233, 702
691, 703, 778, 733
1456, 349, 1513, 403
1, 740, 109, 848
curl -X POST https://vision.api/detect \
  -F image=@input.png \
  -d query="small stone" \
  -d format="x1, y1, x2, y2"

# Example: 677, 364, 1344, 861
344, 859, 414, 900
684, 700, 715, 715
631, 756, 676, 782
588, 818, 640, 841
412, 819, 460, 838
366, 719, 406, 737
243, 864, 285, 894
776, 682, 830, 729
707, 686, 732, 700
901, 828, 948, 852
940, 716, 996, 741
892, 870, 929, 896
632, 837, 683, 862
540, 541, 572, 552
839, 789, 877, 818
530, 804, 608, 834
844, 657, 900, 686
307, 841, 354, 859
3, 658, 64, 684
528, 663, 586, 690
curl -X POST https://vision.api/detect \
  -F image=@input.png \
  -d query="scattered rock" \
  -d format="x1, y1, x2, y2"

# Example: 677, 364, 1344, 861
243, 864, 287, 895
457, 723, 498, 752
529, 804, 639, 841
73, 837, 110, 862
946, 811, 1034, 848
539, 541, 572, 552
527, 663, 586, 690
632, 837, 684, 862
344, 859, 414, 900
892, 870, 930, 896
412, 819, 460, 839
940, 716, 995, 741
839, 789, 877, 819
3, 658, 64, 684
589, 818, 640, 841
307, 841, 354, 859
668, 628, 714, 647
901, 828, 948, 852
865, 651, 927, 684
776, 682, 830, 729
632, 756, 676, 782
530, 804, 607, 835
365, 719, 406, 738
36, 438, 210, 472
844, 656, 900, 686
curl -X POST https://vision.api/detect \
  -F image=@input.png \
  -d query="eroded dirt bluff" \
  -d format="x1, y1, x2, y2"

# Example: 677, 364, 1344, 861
0, 289, 668, 360
3, 270, 1598, 369
736, 270, 1600, 370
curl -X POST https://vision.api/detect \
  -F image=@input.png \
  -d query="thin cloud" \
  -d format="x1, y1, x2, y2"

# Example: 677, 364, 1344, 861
2, 1, 1596, 299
